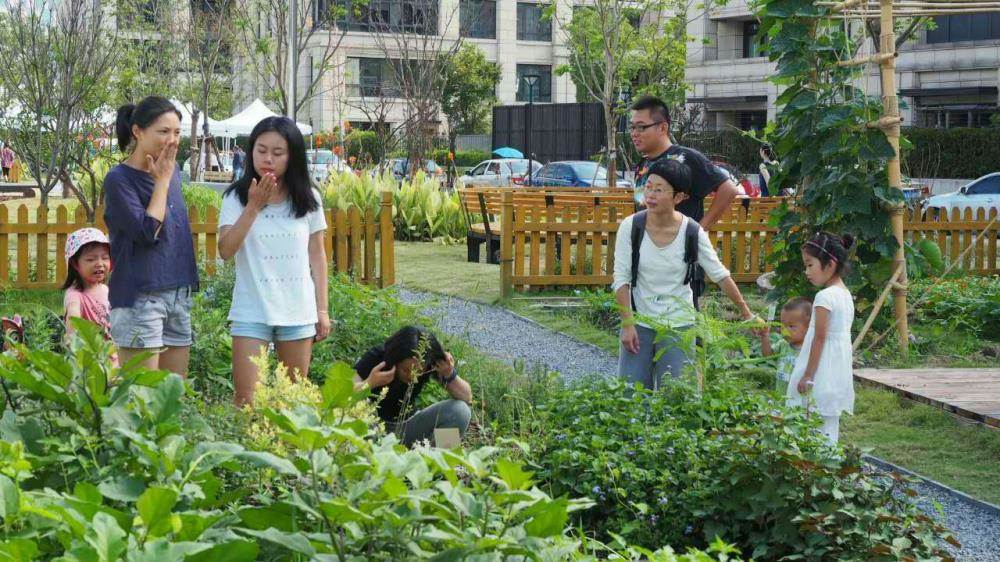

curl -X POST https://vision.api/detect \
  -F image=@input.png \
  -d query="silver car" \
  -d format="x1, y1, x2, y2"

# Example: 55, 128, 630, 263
308, 149, 353, 185
459, 159, 543, 187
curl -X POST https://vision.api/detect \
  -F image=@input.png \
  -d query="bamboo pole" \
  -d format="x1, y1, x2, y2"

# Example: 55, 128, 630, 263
879, 0, 910, 353
852, 262, 905, 351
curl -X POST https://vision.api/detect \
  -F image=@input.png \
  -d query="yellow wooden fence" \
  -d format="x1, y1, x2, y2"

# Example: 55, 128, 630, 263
500, 195, 1000, 295
1, 191, 396, 290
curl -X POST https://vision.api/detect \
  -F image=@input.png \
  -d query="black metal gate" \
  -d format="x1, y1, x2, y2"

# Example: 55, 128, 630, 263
491, 103, 606, 163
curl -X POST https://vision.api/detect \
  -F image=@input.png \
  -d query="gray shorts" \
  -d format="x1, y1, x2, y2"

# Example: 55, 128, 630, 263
110, 287, 194, 349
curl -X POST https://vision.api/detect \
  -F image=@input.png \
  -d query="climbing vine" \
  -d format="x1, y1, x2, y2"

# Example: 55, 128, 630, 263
758, 0, 904, 310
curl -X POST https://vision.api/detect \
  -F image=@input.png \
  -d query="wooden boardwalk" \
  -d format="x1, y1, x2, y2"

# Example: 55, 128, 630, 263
854, 368, 1000, 427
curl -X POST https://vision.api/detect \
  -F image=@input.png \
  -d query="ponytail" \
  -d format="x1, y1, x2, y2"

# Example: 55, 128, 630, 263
114, 96, 182, 154
115, 104, 136, 153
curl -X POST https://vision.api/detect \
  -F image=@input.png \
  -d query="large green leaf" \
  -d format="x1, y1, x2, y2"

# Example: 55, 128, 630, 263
320, 362, 356, 410
98, 476, 146, 503
236, 503, 298, 532
0, 538, 38, 562
238, 528, 316, 556
494, 458, 533, 491
184, 540, 259, 562
0, 475, 18, 519
523, 498, 569, 538
137, 487, 179, 539
84, 512, 127, 562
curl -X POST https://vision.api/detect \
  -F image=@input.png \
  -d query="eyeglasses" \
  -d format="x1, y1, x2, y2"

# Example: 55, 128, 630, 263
644, 187, 675, 196
629, 121, 666, 133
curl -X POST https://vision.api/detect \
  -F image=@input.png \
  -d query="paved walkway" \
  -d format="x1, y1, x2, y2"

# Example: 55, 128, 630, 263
855, 368, 1000, 427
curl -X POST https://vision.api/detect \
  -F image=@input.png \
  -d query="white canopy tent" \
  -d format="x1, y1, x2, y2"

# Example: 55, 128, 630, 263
215, 99, 313, 137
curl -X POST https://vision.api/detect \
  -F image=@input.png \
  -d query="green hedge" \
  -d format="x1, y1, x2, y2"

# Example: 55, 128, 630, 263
676, 127, 1000, 179
901, 127, 1000, 179
428, 148, 491, 167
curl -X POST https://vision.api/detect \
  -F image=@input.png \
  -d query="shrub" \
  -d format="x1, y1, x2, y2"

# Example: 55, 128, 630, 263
344, 130, 379, 167
182, 182, 223, 215
322, 171, 467, 241
913, 275, 1000, 339
429, 148, 491, 168
0, 318, 738, 560
528, 376, 957, 560
902, 127, 1000, 179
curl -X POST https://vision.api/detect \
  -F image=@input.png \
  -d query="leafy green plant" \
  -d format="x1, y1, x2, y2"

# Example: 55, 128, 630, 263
428, 148, 491, 168
0, 317, 738, 560
182, 183, 223, 216
913, 275, 1000, 339
758, 0, 904, 310
529, 376, 958, 560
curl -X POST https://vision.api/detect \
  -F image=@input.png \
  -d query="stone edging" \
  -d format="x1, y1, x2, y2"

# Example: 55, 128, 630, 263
864, 454, 1000, 518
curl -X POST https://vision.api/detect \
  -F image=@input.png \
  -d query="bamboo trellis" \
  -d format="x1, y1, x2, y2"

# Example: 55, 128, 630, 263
816, 0, 1000, 351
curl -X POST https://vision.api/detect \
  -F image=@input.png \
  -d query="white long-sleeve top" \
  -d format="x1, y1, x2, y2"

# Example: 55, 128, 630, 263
612, 215, 731, 328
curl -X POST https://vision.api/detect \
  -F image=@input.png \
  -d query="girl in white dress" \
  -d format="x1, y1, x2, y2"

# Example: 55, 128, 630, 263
787, 232, 856, 444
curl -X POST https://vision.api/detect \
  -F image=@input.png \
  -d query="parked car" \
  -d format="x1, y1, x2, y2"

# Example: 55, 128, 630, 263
532, 161, 630, 188
374, 158, 444, 183
458, 159, 542, 187
922, 172, 1000, 216
307, 149, 352, 185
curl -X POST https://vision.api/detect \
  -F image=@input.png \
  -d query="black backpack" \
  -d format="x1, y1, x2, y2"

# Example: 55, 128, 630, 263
629, 211, 706, 312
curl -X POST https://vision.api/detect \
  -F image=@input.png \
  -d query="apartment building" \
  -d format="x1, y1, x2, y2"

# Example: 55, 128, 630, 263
685, 1, 1000, 131
236, 0, 578, 133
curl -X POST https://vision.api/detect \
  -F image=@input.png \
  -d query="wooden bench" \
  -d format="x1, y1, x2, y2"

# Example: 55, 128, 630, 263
459, 187, 637, 264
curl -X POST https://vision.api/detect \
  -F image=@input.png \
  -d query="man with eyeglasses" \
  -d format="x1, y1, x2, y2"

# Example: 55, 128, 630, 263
629, 96, 739, 230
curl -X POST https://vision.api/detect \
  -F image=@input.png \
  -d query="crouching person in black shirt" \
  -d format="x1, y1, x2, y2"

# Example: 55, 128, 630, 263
353, 326, 472, 447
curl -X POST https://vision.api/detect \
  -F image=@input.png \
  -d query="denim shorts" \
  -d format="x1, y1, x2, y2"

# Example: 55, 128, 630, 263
231, 321, 316, 342
110, 286, 194, 349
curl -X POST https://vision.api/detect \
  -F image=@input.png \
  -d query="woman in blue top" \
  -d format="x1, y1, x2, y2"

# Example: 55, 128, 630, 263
104, 96, 199, 376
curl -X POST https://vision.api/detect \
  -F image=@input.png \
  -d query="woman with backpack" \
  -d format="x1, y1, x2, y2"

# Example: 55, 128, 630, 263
612, 158, 756, 390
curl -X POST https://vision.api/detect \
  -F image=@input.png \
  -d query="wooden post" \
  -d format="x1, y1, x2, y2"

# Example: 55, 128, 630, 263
500, 190, 514, 300
379, 191, 395, 287
879, 0, 910, 352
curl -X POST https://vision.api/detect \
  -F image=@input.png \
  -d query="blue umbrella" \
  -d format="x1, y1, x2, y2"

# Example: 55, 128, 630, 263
492, 147, 524, 159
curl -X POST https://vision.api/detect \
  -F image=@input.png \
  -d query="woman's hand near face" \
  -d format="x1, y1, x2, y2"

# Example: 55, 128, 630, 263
247, 173, 277, 211
146, 140, 178, 186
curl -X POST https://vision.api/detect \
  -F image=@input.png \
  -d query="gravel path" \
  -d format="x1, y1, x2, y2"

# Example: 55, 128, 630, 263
397, 288, 617, 380
399, 287, 1000, 561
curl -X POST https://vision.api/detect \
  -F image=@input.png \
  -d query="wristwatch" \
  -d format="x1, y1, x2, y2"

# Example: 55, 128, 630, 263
440, 369, 459, 386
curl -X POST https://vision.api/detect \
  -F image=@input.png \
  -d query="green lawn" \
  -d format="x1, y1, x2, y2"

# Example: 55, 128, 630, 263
392, 240, 1000, 505
395, 241, 500, 303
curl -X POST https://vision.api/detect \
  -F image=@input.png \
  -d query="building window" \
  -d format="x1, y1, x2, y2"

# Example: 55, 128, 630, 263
742, 21, 766, 58
516, 64, 552, 102
460, 0, 496, 39
326, 0, 439, 35
347, 58, 402, 97
919, 108, 997, 128
517, 3, 551, 42
736, 111, 767, 131
926, 13, 1000, 43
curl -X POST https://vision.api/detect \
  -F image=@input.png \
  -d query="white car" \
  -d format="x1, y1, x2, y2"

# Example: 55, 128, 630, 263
307, 149, 353, 185
923, 173, 1000, 216
459, 159, 543, 188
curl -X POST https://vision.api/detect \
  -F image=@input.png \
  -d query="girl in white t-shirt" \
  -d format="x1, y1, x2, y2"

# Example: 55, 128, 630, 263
218, 116, 329, 407
787, 232, 856, 444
